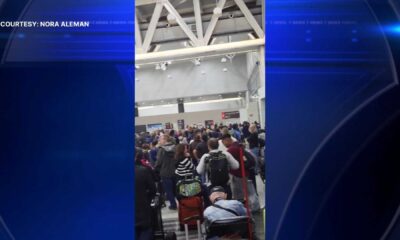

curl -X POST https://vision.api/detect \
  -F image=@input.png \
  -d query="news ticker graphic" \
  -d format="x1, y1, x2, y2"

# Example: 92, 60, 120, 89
0, 21, 90, 28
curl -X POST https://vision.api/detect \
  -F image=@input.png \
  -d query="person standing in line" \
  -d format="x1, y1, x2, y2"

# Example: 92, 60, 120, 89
196, 138, 239, 200
135, 151, 156, 240
246, 124, 260, 174
155, 134, 178, 210
174, 144, 195, 180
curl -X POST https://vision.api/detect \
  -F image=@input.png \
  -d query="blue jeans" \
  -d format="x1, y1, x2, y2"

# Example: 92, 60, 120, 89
250, 147, 260, 173
162, 177, 177, 208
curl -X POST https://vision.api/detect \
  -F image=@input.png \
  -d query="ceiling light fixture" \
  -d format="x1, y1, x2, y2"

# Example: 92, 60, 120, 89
226, 53, 235, 62
213, 7, 222, 17
193, 58, 201, 66
160, 62, 167, 71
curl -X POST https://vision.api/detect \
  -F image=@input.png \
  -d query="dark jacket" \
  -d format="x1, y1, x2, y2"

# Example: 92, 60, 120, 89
247, 132, 260, 149
135, 164, 156, 228
155, 143, 176, 178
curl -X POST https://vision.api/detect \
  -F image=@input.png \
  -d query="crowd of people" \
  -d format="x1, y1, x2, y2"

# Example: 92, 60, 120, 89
135, 121, 265, 239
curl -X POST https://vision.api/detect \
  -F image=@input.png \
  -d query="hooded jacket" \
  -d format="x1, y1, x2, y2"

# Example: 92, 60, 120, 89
155, 143, 176, 178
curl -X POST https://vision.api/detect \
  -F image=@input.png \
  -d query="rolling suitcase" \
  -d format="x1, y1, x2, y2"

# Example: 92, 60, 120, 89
178, 196, 203, 239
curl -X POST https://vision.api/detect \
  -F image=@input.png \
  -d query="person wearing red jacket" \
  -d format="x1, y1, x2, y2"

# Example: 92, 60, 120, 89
221, 134, 253, 200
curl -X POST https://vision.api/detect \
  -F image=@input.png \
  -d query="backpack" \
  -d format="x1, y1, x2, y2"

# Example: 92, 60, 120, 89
176, 178, 202, 199
206, 151, 230, 186
243, 150, 256, 175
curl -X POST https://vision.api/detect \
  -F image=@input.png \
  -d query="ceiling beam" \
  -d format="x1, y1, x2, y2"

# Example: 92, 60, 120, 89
163, 0, 201, 46
142, 15, 261, 44
234, 0, 264, 38
135, 13, 143, 50
135, 38, 265, 65
193, 0, 204, 45
203, 0, 227, 45
135, 0, 158, 6
142, 2, 164, 53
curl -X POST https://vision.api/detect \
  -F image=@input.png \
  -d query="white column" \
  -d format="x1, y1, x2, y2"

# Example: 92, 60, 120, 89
257, 46, 265, 128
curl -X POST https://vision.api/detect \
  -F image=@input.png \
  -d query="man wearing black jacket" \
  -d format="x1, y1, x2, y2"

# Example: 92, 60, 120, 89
155, 134, 177, 210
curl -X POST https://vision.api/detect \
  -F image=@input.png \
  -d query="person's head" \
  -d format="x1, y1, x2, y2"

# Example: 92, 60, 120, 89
207, 138, 219, 151
159, 134, 171, 145
175, 143, 188, 160
221, 127, 230, 135
221, 134, 233, 147
142, 143, 150, 150
201, 133, 209, 143
232, 123, 239, 130
151, 140, 158, 148
194, 132, 202, 142
209, 186, 227, 203
249, 124, 258, 134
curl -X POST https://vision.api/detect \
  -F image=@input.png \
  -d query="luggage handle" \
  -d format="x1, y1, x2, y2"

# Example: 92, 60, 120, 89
239, 148, 253, 240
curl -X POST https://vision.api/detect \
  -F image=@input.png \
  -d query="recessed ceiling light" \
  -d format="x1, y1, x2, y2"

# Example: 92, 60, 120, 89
222, 68, 228, 72
221, 57, 227, 63
167, 13, 177, 24
213, 7, 222, 16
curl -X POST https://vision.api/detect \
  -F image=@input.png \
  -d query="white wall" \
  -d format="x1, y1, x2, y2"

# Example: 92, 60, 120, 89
138, 98, 245, 117
185, 99, 244, 112
138, 104, 178, 116
247, 101, 261, 124
135, 55, 248, 102
135, 108, 246, 130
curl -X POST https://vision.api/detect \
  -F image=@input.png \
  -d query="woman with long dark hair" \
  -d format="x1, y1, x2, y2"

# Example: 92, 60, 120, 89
174, 144, 195, 180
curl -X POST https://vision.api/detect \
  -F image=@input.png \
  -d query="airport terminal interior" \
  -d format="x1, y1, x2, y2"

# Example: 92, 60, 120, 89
135, 0, 265, 239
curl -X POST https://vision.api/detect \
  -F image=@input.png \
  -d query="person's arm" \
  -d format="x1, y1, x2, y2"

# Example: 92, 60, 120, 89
196, 154, 208, 174
234, 200, 247, 217
224, 151, 239, 170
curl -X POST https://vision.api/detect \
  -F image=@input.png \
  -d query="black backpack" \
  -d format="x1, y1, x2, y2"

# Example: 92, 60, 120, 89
206, 151, 229, 186
243, 150, 256, 175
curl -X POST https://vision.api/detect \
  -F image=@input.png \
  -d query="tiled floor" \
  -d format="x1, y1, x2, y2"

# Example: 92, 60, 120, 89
161, 176, 265, 239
